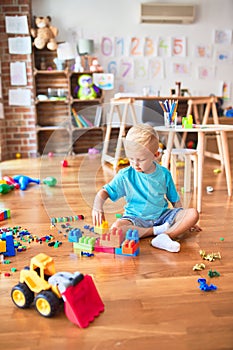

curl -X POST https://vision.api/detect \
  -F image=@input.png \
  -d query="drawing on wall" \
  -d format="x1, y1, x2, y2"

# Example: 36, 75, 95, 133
215, 48, 232, 63
148, 58, 164, 79
214, 29, 232, 44
194, 44, 212, 58
158, 37, 172, 57
10, 61, 27, 86
172, 62, 191, 75
198, 66, 216, 79
5, 15, 29, 34
134, 58, 148, 79
144, 37, 158, 56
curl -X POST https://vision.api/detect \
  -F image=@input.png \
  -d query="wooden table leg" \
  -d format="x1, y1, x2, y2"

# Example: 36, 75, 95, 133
197, 132, 205, 213
220, 131, 232, 196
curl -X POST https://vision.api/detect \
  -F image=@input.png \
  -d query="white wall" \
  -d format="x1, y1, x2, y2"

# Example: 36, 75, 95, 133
32, 0, 233, 106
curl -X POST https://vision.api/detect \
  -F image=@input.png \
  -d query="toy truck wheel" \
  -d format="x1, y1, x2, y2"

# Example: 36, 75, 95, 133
11, 283, 34, 309
35, 290, 61, 317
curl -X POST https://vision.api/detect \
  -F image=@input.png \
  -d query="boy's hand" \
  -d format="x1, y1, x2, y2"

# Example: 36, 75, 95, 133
189, 224, 202, 232
92, 209, 105, 227
92, 189, 109, 226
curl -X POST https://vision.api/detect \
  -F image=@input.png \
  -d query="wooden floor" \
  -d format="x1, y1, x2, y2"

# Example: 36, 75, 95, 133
0, 154, 233, 350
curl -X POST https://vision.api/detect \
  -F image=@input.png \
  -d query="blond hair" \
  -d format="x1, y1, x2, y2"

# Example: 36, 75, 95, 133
125, 124, 159, 153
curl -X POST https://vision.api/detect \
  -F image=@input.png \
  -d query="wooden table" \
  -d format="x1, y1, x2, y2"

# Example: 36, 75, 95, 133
155, 124, 233, 213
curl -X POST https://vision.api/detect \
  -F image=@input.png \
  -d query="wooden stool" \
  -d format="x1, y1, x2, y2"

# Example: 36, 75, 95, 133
163, 148, 198, 193
181, 96, 224, 165
101, 98, 137, 169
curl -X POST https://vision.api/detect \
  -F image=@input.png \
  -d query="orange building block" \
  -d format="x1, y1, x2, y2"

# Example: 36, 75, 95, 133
122, 240, 140, 255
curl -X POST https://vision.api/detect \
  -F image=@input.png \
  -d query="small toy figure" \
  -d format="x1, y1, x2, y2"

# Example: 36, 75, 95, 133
74, 56, 84, 72
74, 74, 100, 100
90, 58, 103, 72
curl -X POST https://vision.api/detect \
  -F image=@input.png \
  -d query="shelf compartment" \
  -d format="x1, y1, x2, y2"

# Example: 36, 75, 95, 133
36, 102, 70, 127
72, 128, 103, 154
37, 129, 71, 155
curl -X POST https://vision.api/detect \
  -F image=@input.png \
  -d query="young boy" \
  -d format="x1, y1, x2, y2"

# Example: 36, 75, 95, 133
92, 124, 200, 253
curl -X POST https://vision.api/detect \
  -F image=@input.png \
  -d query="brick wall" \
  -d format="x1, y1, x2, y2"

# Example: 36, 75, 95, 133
0, 0, 36, 160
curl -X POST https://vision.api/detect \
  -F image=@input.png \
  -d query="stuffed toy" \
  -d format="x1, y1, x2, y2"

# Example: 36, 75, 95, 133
31, 16, 58, 51
74, 74, 100, 100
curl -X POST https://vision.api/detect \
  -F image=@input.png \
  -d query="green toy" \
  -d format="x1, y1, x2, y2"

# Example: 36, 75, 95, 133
43, 176, 57, 187
0, 184, 14, 194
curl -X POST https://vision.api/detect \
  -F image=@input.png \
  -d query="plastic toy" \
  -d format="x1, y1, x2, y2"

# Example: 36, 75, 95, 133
13, 175, 40, 191
208, 269, 220, 278
11, 253, 104, 328
51, 215, 84, 225
197, 278, 217, 292
3, 176, 20, 189
90, 58, 103, 73
74, 74, 100, 100
30, 16, 58, 51
94, 221, 109, 235
73, 236, 97, 254
61, 160, 68, 167
199, 250, 221, 262
0, 183, 14, 194
0, 209, 11, 221
0, 230, 15, 256
43, 176, 57, 187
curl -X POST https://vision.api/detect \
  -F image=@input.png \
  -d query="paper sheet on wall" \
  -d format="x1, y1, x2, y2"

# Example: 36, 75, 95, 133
5, 15, 29, 34
10, 62, 27, 86
8, 37, 32, 54
0, 103, 4, 119
9, 89, 31, 106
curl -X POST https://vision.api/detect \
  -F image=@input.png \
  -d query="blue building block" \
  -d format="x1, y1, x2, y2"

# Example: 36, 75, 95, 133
1, 231, 15, 257
115, 246, 140, 256
68, 228, 82, 243
126, 229, 139, 243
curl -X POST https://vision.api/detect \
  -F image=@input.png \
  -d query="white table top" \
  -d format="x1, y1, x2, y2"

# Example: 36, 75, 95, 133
155, 124, 233, 132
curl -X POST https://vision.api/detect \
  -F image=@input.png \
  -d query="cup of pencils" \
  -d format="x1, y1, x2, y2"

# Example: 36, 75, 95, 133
159, 99, 178, 128
164, 111, 177, 128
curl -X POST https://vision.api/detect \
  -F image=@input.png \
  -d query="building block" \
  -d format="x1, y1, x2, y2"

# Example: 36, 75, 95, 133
94, 239, 115, 254
99, 228, 124, 248
94, 221, 109, 234
126, 229, 139, 243
0, 209, 11, 221
73, 236, 96, 254
115, 246, 140, 256
122, 240, 140, 255
1, 231, 15, 256
68, 228, 82, 243
0, 240, 6, 253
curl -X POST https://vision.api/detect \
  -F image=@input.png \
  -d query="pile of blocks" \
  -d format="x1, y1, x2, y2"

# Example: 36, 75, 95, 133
72, 225, 140, 257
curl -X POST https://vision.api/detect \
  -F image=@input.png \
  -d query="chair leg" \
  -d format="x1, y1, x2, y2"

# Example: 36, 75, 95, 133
184, 154, 192, 192
170, 154, 177, 184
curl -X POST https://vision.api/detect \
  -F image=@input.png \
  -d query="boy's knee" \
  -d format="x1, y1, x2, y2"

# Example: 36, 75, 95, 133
190, 207, 199, 222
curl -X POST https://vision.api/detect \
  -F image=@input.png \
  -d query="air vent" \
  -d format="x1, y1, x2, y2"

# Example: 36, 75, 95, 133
141, 3, 196, 24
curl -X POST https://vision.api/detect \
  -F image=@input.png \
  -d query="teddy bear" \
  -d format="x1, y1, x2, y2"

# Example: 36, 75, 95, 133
31, 16, 58, 51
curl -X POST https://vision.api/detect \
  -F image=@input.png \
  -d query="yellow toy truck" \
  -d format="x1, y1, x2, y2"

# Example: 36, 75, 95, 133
11, 253, 104, 327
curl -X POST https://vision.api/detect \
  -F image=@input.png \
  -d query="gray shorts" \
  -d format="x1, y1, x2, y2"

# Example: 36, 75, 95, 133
120, 208, 183, 228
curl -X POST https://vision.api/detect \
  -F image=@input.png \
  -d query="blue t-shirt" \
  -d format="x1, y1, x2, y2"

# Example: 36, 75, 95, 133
103, 162, 180, 221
